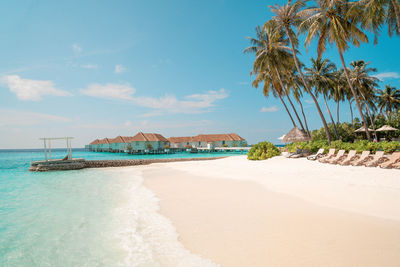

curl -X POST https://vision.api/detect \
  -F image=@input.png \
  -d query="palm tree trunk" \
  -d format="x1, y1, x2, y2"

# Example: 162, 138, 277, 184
285, 27, 331, 144
349, 99, 354, 126
273, 66, 306, 131
323, 94, 339, 139
298, 99, 311, 136
277, 93, 296, 127
336, 101, 340, 124
360, 92, 378, 140
338, 49, 371, 140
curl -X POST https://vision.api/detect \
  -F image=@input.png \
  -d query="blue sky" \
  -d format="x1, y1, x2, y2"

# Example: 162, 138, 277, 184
0, 0, 399, 148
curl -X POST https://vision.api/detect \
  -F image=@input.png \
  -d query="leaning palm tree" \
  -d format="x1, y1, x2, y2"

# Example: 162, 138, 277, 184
285, 68, 311, 135
349, 60, 379, 139
376, 85, 400, 119
300, 0, 372, 140
269, 0, 332, 143
331, 69, 346, 124
354, 0, 400, 41
244, 25, 298, 127
305, 57, 339, 139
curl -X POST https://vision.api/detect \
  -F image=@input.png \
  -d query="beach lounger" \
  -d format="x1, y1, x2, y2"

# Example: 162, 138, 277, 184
364, 151, 386, 167
307, 148, 325, 160
318, 149, 336, 163
286, 148, 302, 158
392, 161, 400, 169
290, 149, 310, 158
379, 152, 400, 169
350, 151, 370, 166
339, 150, 357, 166
326, 150, 346, 164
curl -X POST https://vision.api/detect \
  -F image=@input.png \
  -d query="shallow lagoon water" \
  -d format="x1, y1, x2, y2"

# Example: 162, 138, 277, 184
0, 149, 240, 266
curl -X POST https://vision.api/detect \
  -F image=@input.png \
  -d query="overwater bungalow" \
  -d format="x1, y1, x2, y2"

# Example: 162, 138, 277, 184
109, 136, 132, 152
169, 133, 246, 149
129, 132, 169, 153
88, 139, 100, 151
98, 138, 111, 152
168, 136, 194, 149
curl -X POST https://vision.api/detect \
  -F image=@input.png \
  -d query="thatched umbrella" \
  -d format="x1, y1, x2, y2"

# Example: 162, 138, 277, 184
354, 126, 375, 133
375, 125, 398, 132
283, 126, 311, 143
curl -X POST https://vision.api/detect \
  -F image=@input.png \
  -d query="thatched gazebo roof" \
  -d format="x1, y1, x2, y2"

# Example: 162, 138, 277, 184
376, 125, 398, 132
354, 126, 375, 133
282, 126, 310, 143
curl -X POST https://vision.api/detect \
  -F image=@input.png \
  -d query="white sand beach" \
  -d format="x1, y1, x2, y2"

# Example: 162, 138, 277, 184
136, 156, 400, 266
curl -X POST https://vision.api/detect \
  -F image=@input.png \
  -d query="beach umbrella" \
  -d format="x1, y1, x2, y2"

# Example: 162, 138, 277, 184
375, 125, 398, 132
354, 126, 375, 133
282, 126, 311, 143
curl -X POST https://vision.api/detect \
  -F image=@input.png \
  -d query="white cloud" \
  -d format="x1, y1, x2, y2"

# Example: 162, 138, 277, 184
81, 83, 135, 100
2, 75, 72, 101
114, 64, 126, 74
81, 64, 98, 69
0, 109, 71, 127
81, 83, 229, 114
260, 106, 278, 112
304, 99, 314, 104
72, 43, 82, 54
373, 72, 400, 81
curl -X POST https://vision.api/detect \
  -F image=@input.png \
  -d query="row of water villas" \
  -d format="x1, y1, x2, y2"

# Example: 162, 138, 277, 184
86, 132, 247, 154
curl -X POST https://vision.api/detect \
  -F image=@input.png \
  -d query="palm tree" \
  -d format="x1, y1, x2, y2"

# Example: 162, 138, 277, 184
300, 0, 371, 140
244, 25, 298, 127
305, 57, 339, 139
355, 0, 400, 40
269, 0, 332, 143
376, 85, 400, 119
349, 60, 379, 139
331, 69, 346, 124
285, 68, 311, 135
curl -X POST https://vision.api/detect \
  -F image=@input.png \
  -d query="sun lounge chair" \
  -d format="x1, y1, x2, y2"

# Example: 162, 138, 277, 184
307, 148, 325, 160
364, 151, 386, 167
286, 148, 302, 158
339, 150, 358, 166
379, 152, 400, 169
290, 149, 310, 158
326, 150, 346, 164
392, 161, 400, 169
318, 149, 336, 163
350, 151, 370, 166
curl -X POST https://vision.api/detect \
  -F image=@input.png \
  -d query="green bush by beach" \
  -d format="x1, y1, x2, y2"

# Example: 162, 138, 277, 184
284, 140, 400, 154
247, 141, 281, 160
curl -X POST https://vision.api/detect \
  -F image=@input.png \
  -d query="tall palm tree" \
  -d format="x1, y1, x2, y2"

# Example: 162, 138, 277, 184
355, 0, 400, 41
269, 0, 332, 143
305, 58, 339, 139
285, 68, 311, 135
376, 85, 400, 119
331, 69, 347, 124
349, 60, 379, 139
244, 25, 298, 127
300, 0, 372, 140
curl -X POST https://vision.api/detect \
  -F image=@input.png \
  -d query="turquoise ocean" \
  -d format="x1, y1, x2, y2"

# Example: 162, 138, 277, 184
0, 149, 243, 266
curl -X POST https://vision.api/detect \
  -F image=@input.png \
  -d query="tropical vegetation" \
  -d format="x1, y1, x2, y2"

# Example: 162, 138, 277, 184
247, 141, 281, 160
245, 0, 400, 144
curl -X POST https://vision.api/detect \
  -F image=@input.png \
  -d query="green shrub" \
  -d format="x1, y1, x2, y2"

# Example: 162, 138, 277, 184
284, 140, 400, 154
247, 142, 281, 160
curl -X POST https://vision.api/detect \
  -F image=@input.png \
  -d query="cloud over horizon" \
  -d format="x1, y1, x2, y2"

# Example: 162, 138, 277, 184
2, 75, 73, 101
260, 106, 278, 113
81, 82, 229, 115
373, 72, 400, 81
114, 64, 126, 74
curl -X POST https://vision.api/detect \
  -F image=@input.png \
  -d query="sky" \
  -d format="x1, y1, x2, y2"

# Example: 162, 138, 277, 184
0, 0, 399, 148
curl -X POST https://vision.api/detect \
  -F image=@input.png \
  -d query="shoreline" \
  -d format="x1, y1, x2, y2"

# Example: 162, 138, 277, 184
139, 156, 400, 266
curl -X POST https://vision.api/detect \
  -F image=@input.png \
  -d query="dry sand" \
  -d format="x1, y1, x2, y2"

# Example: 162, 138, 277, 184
139, 156, 400, 267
